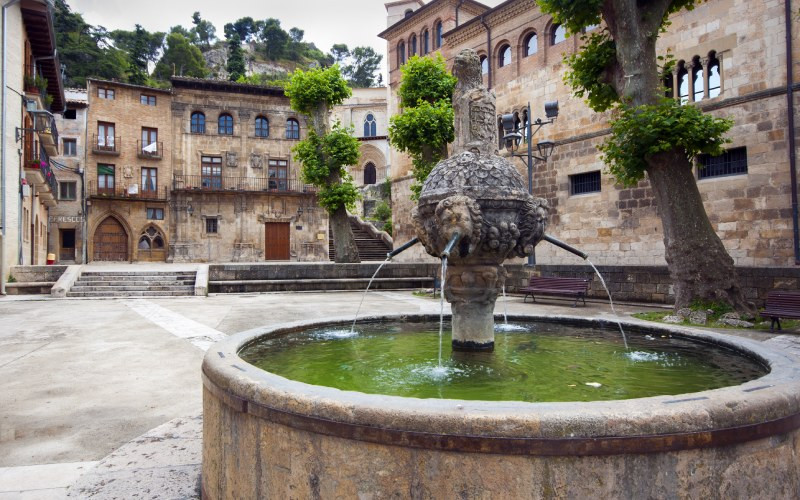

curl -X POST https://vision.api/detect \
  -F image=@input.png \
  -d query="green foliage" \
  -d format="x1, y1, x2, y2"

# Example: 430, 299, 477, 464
397, 55, 457, 106
599, 99, 732, 186
191, 11, 217, 49
153, 33, 207, 80
224, 17, 260, 42
381, 176, 392, 198
563, 32, 618, 112
536, 0, 603, 34
689, 299, 733, 317
7, 274, 16, 283
285, 65, 351, 114
373, 201, 392, 222
293, 124, 361, 214
335, 46, 384, 88
260, 18, 289, 60
227, 35, 246, 81
236, 73, 290, 88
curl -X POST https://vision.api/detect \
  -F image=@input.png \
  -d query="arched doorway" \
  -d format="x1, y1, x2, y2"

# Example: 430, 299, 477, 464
93, 217, 128, 261
137, 225, 167, 262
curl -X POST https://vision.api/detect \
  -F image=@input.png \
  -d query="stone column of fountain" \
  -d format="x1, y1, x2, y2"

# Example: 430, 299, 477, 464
412, 49, 549, 352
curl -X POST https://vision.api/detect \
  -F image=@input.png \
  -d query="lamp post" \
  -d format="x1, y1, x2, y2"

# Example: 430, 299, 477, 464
501, 101, 558, 266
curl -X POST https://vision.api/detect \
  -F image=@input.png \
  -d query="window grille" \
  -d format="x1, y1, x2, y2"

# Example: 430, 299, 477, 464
570, 171, 601, 195
698, 147, 747, 179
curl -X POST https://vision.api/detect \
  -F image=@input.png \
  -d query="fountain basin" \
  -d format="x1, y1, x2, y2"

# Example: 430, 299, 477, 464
202, 314, 800, 498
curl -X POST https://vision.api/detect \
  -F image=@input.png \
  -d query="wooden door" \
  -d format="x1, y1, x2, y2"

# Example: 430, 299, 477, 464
93, 217, 128, 261
265, 222, 290, 260
60, 229, 76, 261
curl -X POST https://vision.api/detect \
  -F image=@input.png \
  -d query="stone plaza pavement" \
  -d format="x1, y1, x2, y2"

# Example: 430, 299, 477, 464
1, 288, 799, 499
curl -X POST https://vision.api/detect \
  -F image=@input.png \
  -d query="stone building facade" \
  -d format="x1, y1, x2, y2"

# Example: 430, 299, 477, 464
381, 0, 800, 269
1, 0, 65, 289
169, 77, 326, 263
49, 89, 88, 263
332, 87, 391, 220
85, 79, 173, 262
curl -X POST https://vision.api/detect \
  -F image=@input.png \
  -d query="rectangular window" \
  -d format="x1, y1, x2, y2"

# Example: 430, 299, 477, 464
146, 207, 164, 220
59, 181, 77, 200
698, 147, 748, 179
201, 156, 223, 189
97, 164, 115, 195
97, 121, 115, 151
62, 138, 77, 156
141, 127, 158, 156
141, 167, 158, 194
98, 88, 114, 99
64, 109, 77, 120
570, 171, 601, 195
140, 94, 156, 106
206, 217, 218, 234
268, 159, 288, 190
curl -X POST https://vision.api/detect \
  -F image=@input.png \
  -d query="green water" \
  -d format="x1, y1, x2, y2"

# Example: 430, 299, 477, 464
240, 320, 767, 402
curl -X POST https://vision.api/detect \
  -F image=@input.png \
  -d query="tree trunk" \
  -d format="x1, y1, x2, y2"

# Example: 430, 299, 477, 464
602, 0, 752, 313
647, 151, 753, 312
311, 103, 360, 263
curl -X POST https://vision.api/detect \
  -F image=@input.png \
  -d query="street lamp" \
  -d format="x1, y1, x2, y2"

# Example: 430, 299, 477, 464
500, 101, 559, 265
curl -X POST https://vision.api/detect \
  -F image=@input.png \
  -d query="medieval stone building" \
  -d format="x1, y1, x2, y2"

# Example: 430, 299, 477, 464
85, 79, 173, 262
168, 77, 326, 263
381, 0, 800, 279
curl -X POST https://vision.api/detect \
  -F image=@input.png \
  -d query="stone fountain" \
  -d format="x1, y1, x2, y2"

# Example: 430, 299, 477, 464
412, 49, 548, 351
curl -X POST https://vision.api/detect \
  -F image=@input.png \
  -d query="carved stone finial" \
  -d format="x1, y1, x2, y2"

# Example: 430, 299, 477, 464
452, 49, 497, 156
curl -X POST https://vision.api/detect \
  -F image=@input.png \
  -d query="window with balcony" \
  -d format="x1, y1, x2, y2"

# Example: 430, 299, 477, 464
201, 156, 222, 189
191, 112, 205, 134
97, 122, 116, 151
141, 127, 158, 157
141, 167, 158, 194
59, 181, 76, 200
218, 113, 234, 135
255, 116, 269, 137
62, 138, 77, 156
98, 164, 115, 194
268, 159, 288, 190
286, 119, 300, 140
98, 88, 115, 99
140, 94, 156, 106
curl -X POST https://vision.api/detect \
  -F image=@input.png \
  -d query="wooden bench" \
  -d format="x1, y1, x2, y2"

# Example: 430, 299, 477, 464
519, 276, 591, 307
763, 291, 800, 331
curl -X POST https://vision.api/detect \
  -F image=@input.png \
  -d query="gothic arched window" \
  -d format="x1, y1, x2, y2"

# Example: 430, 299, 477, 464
363, 113, 377, 137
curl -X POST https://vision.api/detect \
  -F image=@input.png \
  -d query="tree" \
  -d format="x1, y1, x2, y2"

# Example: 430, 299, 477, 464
537, 0, 751, 312
110, 24, 164, 84
286, 65, 362, 263
330, 44, 349, 64
260, 18, 289, 60
224, 17, 258, 42
153, 33, 207, 80
342, 46, 383, 88
388, 54, 456, 199
191, 11, 216, 50
226, 34, 246, 81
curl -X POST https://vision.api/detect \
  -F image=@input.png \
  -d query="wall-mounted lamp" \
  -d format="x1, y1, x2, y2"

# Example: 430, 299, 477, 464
187, 205, 194, 216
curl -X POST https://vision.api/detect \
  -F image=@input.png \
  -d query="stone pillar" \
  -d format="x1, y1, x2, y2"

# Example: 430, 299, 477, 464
445, 264, 505, 351
701, 57, 710, 101
671, 66, 680, 101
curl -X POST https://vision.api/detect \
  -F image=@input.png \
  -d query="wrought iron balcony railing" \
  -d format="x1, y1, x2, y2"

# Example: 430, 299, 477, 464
137, 140, 163, 160
173, 174, 317, 194
91, 135, 121, 155
88, 180, 168, 201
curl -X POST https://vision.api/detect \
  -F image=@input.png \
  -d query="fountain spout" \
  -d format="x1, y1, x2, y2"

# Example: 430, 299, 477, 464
387, 237, 420, 259
543, 235, 588, 260
441, 232, 461, 259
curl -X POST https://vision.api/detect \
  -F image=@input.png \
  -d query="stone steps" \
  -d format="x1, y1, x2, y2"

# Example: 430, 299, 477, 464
67, 270, 197, 297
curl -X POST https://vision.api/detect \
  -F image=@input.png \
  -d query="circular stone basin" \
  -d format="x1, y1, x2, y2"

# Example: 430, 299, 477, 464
239, 319, 767, 402
202, 314, 800, 499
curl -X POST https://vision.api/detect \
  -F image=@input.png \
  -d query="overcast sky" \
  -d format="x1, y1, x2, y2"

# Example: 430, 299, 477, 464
70, 0, 504, 82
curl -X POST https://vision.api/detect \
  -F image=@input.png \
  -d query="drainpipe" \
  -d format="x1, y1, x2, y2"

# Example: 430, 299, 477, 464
455, 0, 465, 27
480, 15, 492, 89
1, 0, 23, 294
786, 0, 799, 265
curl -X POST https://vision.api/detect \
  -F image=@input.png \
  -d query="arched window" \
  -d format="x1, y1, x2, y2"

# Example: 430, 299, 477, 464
255, 116, 269, 138
551, 24, 567, 45
286, 118, 300, 140
364, 163, 377, 185
398, 41, 406, 66
498, 44, 511, 68
363, 113, 377, 137
480, 55, 488, 75
524, 32, 538, 57
692, 57, 704, 101
422, 29, 430, 55
708, 53, 721, 98
410, 34, 417, 57
435, 21, 443, 48
404, 8, 413, 18
190, 112, 205, 134
677, 61, 689, 104
138, 226, 165, 253
218, 113, 233, 135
